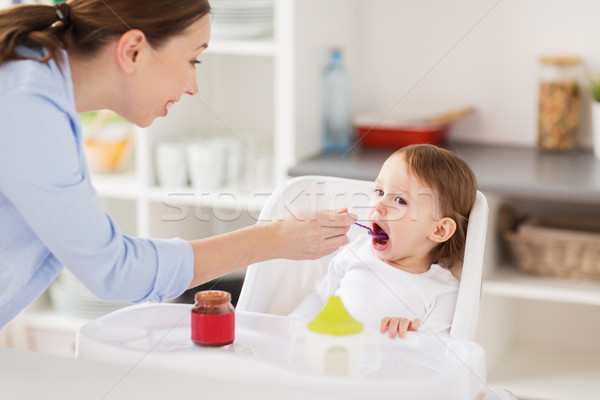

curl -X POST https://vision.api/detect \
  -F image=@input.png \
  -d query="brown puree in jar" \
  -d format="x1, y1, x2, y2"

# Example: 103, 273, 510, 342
192, 290, 234, 315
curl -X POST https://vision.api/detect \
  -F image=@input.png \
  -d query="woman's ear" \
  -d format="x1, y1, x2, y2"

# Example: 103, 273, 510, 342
428, 217, 457, 243
115, 29, 146, 73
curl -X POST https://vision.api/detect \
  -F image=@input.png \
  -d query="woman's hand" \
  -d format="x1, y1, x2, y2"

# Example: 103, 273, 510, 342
380, 317, 420, 339
187, 208, 356, 288
274, 208, 357, 260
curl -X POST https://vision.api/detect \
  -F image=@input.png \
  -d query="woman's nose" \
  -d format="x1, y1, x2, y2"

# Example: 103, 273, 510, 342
185, 71, 199, 96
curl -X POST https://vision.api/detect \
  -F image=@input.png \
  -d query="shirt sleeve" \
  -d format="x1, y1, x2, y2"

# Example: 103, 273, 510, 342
421, 290, 458, 334
0, 90, 193, 303
420, 269, 459, 334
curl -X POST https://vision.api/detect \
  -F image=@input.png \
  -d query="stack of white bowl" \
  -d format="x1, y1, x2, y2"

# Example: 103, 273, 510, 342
210, 0, 274, 40
49, 269, 130, 320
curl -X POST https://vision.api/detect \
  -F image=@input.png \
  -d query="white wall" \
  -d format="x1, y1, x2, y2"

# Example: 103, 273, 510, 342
352, 0, 600, 147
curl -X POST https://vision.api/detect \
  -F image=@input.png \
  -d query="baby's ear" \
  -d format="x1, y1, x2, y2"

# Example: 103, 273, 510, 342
428, 217, 456, 243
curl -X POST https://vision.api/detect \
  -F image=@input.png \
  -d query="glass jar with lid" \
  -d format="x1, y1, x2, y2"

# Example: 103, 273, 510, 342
191, 290, 235, 347
537, 55, 582, 151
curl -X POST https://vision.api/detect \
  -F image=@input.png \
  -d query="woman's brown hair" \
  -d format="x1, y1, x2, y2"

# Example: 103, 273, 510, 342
0, 0, 211, 67
392, 144, 477, 269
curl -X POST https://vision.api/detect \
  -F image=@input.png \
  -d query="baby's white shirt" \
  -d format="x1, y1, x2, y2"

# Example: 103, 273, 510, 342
290, 235, 459, 334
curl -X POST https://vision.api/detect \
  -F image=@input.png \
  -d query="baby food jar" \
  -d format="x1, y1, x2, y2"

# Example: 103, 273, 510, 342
537, 55, 582, 151
191, 290, 235, 347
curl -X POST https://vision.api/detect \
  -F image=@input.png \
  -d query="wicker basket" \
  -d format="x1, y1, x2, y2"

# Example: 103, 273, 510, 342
500, 206, 600, 280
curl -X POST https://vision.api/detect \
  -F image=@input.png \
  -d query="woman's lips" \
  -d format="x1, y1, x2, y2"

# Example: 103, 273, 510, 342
164, 101, 175, 116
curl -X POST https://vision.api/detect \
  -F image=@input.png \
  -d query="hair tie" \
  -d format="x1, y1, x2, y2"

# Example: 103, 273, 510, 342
55, 2, 71, 28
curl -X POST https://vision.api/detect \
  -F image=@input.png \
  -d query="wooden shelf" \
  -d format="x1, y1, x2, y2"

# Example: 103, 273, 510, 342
489, 343, 600, 400
483, 267, 600, 306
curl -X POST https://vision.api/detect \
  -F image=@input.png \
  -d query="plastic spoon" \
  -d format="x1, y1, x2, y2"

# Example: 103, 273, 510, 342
354, 223, 389, 239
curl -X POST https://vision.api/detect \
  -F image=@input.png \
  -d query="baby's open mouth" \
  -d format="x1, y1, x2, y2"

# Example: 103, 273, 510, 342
372, 222, 389, 246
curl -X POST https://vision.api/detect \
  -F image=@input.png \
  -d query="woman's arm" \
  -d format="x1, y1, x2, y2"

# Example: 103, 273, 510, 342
188, 209, 356, 288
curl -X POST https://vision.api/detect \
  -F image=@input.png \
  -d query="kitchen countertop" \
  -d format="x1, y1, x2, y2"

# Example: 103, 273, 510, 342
288, 143, 600, 203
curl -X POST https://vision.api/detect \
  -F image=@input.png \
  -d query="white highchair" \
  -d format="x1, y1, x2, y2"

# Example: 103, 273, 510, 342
237, 175, 490, 398
238, 175, 488, 339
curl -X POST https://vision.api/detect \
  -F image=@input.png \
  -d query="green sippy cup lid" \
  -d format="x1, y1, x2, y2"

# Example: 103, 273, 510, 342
307, 296, 363, 335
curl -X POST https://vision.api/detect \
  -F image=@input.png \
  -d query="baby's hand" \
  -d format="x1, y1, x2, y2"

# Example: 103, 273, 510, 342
380, 317, 420, 339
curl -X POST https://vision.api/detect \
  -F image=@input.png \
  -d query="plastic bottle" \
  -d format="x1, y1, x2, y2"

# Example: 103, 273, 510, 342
322, 49, 353, 153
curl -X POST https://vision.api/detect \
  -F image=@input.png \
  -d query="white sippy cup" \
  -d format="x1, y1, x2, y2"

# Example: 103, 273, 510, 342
290, 296, 381, 377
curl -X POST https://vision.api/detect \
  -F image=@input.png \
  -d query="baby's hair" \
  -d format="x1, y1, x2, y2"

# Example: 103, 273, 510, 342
391, 144, 477, 268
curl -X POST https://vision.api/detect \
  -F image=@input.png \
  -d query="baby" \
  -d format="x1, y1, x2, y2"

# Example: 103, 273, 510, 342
290, 144, 477, 338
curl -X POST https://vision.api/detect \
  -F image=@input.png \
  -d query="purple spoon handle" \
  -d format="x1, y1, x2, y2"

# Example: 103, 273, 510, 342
354, 222, 388, 239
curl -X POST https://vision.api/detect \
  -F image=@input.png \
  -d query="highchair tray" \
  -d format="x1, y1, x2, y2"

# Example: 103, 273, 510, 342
76, 304, 486, 399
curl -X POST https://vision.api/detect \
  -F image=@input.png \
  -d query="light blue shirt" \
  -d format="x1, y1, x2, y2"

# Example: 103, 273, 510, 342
0, 48, 194, 328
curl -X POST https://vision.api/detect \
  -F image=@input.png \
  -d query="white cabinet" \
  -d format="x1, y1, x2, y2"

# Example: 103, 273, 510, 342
477, 193, 600, 400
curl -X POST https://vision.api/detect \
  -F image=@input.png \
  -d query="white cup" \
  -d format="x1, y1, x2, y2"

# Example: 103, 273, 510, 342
187, 139, 227, 190
288, 329, 381, 377
155, 141, 188, 187
243, 154, 272, 189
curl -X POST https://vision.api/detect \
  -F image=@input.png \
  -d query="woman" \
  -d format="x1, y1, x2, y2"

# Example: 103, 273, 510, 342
0, 0, 355, 328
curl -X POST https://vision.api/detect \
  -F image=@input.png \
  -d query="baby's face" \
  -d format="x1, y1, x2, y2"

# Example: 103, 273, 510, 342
367, 155, 442, 271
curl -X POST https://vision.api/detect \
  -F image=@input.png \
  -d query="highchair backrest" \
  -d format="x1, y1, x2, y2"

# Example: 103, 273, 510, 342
237, 175, 489, 339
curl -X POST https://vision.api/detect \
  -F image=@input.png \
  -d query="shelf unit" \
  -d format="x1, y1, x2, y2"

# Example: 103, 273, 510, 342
88, 0, 360, 240
474, 193, 600, 400
91, 39, 279, 239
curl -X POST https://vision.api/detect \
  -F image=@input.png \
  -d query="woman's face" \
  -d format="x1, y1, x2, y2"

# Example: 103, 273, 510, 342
367, 154, 442, 271
126, 14, 211, 127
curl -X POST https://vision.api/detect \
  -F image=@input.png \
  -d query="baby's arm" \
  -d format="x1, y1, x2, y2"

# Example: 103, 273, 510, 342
380, 317, 420, 339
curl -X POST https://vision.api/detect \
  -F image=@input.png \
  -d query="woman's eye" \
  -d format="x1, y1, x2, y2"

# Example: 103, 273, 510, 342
191, 59, 202, 66
394, 196, 407, 205
374, 189, 384, 197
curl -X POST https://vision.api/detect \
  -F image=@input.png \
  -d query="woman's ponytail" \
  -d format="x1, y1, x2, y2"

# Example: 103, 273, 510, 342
0, 3, 70, 67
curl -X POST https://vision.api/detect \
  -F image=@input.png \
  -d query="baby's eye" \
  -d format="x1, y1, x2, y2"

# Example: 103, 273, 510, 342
191, 59, 202, 67
374, 189, 384, 197
394, 196, 407, 205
